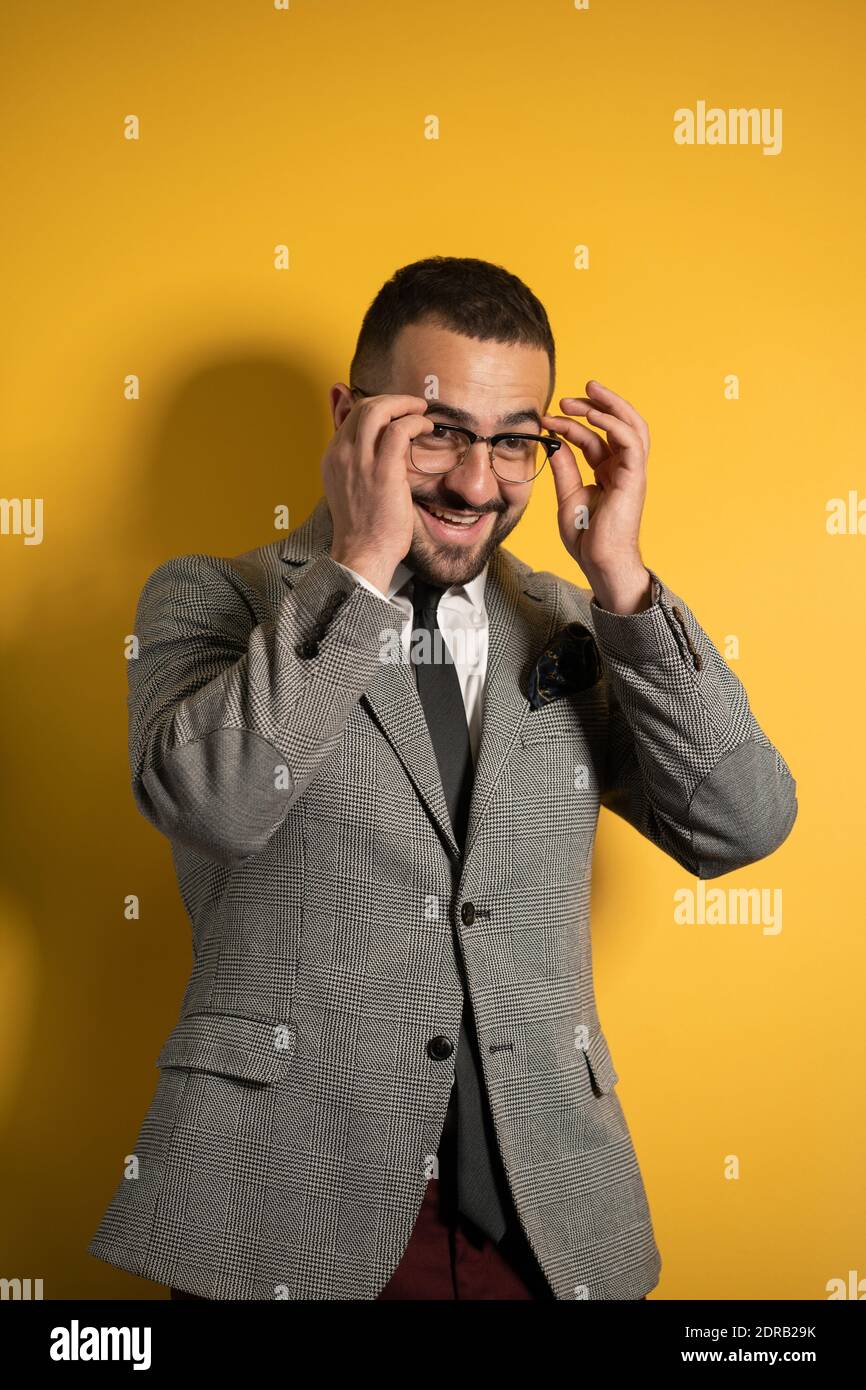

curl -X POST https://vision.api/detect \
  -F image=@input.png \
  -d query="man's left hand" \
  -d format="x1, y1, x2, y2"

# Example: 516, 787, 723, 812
542, 380, 652, 614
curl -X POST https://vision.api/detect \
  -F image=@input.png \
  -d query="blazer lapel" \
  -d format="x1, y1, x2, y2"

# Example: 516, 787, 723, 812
280, 497, 559, 863
462, 544, 557, 862
279, 498, 457, 853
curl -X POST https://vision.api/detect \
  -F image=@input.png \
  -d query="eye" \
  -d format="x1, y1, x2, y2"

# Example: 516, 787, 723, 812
498, 435, 534, 455
415, 422, 459, 452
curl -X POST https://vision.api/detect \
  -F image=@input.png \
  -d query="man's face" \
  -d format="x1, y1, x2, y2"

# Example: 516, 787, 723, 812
337, 321, 552, 588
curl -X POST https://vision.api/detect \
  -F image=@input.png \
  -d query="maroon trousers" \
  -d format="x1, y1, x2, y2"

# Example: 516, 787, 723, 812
376, 1175, 553, 1299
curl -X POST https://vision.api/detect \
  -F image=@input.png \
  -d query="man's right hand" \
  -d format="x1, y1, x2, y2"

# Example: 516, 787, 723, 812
323, 392, 434, 593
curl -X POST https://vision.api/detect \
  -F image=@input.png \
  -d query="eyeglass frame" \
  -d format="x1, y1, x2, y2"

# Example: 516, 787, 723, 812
348, 385, 562, 483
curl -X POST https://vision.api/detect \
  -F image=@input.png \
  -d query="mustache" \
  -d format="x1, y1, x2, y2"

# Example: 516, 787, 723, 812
413, 492, 506, 515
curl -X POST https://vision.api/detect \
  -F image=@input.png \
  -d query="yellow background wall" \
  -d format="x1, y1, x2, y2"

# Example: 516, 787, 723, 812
1, 0, 863, 1299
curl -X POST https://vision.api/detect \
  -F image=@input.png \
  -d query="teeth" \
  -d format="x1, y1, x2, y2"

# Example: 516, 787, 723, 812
421, 503, 480, 526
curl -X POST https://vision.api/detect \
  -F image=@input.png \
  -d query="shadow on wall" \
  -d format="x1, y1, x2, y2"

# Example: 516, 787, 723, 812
0, 349, 330, 1294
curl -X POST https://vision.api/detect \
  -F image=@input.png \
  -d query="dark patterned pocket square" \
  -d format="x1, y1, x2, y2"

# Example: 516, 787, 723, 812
526, 622, 603, 710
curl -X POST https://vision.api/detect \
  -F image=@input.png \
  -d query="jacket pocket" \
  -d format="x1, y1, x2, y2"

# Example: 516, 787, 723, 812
521, 688, 605, 745
582, 1028, 620, 1096
155, 1010, 296, 1084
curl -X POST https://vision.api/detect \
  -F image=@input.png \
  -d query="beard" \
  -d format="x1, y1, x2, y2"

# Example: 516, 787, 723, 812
405, 493, 525, 588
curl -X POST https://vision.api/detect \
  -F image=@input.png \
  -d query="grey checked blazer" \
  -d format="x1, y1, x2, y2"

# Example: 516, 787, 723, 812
88, 496, 797, 1300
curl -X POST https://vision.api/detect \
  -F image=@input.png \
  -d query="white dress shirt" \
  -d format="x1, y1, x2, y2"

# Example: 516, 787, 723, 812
333, 559, 489, 765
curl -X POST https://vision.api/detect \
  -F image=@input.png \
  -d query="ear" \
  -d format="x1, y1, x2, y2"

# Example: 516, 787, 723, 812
330, 383, 355, 433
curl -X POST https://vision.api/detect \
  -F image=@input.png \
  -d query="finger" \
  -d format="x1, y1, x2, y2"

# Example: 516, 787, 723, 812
348, 393, 431, 455
561, 406, 642, 463
541, 414, 610, 470
373, 411, 436, 477
562, 477, 603, 544
546, 429, 586, 506
570, 382, 650, 451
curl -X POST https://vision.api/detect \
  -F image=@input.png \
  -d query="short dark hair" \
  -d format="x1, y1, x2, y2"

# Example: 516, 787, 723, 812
349, 256, 556, 406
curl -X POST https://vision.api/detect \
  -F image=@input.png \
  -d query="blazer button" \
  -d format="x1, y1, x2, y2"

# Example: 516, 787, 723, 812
296, 638, 320, 658
461, 902, 475, 926
427, 1035, 454, 1061
693, 653, 704, 670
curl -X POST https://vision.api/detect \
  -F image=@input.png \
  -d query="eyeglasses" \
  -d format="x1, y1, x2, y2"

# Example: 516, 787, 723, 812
349, 385, 561, 484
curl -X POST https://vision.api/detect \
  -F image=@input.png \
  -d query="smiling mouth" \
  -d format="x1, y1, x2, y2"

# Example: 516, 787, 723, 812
414, 498, 490, 532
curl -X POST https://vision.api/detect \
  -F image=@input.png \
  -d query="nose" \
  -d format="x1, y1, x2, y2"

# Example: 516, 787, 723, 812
444, 439, 504, 508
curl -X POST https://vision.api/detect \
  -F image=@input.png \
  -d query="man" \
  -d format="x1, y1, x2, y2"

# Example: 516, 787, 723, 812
88, 256, 797, 1300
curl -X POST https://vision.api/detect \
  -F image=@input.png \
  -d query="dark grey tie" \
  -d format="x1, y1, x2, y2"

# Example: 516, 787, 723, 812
411, 576, 509, 1245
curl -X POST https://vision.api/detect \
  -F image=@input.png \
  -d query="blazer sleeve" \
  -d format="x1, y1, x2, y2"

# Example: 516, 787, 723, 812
587, 568, 798, 879
128, 550, 404, 868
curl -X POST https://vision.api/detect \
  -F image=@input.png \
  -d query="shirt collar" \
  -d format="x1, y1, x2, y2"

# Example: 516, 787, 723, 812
384, 559, 488, 615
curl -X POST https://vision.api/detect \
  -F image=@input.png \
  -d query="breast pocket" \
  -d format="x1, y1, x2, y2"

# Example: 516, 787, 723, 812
520, 684, 606, 746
